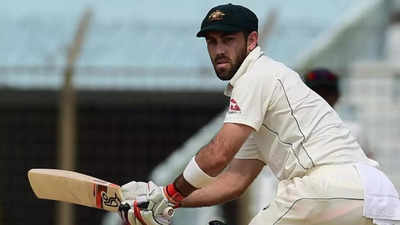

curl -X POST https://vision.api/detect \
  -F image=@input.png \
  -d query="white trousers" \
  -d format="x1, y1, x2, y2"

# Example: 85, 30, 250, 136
249, 164, 373, 225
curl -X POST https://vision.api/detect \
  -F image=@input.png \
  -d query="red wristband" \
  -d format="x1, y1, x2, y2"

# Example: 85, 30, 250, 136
164, 183, 184, 207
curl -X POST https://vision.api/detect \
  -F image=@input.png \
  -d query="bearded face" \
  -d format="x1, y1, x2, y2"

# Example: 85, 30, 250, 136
205, 31, 250, 81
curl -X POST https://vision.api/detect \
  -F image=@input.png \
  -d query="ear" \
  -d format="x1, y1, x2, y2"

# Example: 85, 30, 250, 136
247, 31, 258, 53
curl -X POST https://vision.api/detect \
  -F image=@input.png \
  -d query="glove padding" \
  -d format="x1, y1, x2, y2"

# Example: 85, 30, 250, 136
121, 181, 150, 200
119, 181, 175, 225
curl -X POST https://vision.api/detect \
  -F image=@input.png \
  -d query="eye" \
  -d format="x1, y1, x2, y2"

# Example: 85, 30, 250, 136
206, 38, 216, 45
223, 36, 235, 43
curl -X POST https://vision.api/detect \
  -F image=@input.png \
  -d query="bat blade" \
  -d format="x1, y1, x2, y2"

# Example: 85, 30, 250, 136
27, 169, 124, 212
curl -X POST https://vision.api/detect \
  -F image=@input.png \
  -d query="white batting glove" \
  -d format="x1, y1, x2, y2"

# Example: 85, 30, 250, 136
119, 181, 179, 225
121, 181, 150, 200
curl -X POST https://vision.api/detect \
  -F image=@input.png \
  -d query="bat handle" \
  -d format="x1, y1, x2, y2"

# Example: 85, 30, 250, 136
119, 202, 131, 213
120, 202, 174, 218
163, 206, 175, 218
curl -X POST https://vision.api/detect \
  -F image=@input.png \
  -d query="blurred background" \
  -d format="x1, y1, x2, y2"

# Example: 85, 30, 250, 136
1, 0, 400, 225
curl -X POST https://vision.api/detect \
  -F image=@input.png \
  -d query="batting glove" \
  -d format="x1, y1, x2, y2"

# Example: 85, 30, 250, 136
120, 181, 150, 200
119, 181, 180, 225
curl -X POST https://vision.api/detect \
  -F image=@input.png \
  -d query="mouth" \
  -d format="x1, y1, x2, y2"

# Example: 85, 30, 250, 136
215, 62, 230, 71
215, 57, 231, 69
215, 58, 230, 65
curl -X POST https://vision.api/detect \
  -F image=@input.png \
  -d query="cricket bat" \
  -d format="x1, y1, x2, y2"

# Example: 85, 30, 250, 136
28, 168, 125, 212
28, 168, 175, 217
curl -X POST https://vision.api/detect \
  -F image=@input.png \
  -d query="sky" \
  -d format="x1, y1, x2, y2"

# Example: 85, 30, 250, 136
1, 0, 359, 24
1, 0, 366, 66
1, 0, 379, 91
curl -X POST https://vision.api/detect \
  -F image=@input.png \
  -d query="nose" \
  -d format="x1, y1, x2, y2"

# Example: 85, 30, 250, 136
214, 42, 226, 56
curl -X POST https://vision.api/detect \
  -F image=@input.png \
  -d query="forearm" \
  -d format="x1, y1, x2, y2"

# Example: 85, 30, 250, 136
195, 131, 237, 176
173, 133, 238, 197
180, 169, 242, 207
181, 159, 264, 208
173, 123, 254, 197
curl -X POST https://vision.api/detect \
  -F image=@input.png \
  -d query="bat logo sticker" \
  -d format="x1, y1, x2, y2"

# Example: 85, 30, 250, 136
94, 184, 121, 209
101, 192, 121, 208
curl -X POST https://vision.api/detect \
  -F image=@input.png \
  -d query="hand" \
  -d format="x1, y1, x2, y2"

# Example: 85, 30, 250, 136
120, 181, 151, 200
119, 181, 176, 225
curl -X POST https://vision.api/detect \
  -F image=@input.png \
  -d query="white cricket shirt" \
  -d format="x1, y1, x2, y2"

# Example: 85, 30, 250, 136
224, 47, 376, 180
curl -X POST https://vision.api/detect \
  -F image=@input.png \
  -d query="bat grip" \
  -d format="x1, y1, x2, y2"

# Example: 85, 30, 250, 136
119, 202, 174, 218
119, 202, 131, 213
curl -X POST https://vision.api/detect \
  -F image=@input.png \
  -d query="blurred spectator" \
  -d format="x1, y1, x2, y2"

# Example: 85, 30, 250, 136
304, 68, 373, 158
304, 68, 340, 107
385, 11, 400, 61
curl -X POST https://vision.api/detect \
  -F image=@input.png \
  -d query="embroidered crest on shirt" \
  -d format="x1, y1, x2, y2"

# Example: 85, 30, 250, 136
229, 98, 241, 113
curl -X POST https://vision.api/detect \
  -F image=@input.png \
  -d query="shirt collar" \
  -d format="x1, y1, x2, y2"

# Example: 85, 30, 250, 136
224, 46, 263, 96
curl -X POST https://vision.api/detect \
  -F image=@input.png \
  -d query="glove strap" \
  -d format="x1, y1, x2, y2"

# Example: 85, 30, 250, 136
164, 183, 184, 207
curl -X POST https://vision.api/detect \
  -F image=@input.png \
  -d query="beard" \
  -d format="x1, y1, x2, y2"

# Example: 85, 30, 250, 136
212, 45, 248, 81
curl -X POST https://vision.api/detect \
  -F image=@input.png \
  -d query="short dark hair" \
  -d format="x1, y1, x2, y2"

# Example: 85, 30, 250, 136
242, 30, 251, 41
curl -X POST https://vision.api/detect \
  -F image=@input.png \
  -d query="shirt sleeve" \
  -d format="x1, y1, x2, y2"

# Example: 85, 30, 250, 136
224, 69, 277, 131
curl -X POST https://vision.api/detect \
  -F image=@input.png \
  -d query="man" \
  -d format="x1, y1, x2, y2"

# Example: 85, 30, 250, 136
304, 68, 340, 107
119, 4, 400, 225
